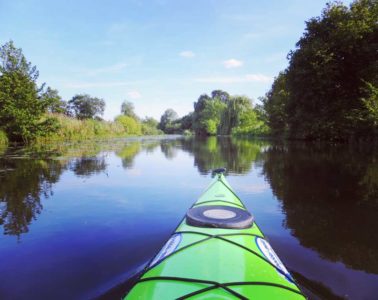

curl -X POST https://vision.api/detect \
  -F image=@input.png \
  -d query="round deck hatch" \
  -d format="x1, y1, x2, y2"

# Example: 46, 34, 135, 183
186, 205, 253, 229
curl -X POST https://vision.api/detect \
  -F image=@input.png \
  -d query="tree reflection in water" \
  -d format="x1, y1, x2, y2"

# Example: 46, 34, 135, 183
180, 136, 265, 174
0, 159, 66, 236
69, 156, 107, 177
260, 142, 378, 274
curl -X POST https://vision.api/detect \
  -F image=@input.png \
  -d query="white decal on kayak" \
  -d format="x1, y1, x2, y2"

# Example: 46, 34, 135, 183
149, 233, 182, 267
255, 237, 293, 283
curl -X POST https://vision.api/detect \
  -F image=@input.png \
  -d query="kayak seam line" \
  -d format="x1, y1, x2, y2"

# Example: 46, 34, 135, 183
146, 232, 264, 271
142, 230, 293, 284
134, 276, 306, 300
179, 281, 307, 300
173, 231, 294, 283
136, 276, 248, 300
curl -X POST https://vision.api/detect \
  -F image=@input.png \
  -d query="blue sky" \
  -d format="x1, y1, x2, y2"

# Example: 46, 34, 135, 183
0, 0, 351, 120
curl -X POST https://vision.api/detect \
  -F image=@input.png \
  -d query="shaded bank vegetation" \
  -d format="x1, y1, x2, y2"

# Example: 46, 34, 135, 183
262, 0, 378, 141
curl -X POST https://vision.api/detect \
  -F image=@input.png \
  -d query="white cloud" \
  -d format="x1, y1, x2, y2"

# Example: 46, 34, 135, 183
195, 74, 272, 84
179, 51, 195, 58
127, 90, 142, 99
222, 59, 244, 69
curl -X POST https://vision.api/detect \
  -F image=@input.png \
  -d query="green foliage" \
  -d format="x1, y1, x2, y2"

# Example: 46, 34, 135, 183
159, 90, 269, 136
361, 82, 378, 129
159, 109, 179, 132
265, 0, 378, 140
0, 129, 8, 146
68, 94, 105, 120
121, 101, 138, 119
41, 87, 68, 114
261, 72, 289, 137
37, 114, 126, 142
193, 93, 227, 135
115, 115, 142, 135
232, 109, 269, 136
219, 96, 254, 135
0, 41, 58, 143
141, 117, 163, 135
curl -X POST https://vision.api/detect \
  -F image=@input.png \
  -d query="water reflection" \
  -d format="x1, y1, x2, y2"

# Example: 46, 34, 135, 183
0, 159, 65, 236
0, 137, 264, 238
0, 137, 377, 299
70, 156, 108, 177
180, 136, 265, 174
261, 142, 378, 274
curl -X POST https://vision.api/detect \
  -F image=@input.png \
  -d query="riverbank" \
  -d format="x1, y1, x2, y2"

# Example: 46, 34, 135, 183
36, 114, 129, 143
33, 114, 161, 144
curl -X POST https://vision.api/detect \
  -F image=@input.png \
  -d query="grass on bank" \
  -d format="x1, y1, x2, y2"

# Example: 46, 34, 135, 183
0, 130, 8, 146
0, 130, 8, 154
36, 114, 141, 143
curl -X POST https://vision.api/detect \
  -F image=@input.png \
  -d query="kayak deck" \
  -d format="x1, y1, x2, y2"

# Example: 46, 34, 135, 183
125, 173, 306, 299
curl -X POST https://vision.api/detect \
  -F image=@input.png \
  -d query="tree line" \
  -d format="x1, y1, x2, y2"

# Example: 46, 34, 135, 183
261, 0, 377, 141
158, 90, 268, 136
1, 0, 376, 143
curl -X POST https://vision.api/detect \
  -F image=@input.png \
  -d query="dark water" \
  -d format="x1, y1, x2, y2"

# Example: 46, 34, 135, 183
0, 136, 377, 299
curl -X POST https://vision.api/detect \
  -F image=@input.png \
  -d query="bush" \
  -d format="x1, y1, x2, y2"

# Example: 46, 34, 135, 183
36, 114, 126, 142
115, 115, 142, 135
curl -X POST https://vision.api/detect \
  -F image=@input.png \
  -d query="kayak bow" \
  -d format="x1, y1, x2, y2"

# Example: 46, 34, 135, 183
125, 170, 306, 299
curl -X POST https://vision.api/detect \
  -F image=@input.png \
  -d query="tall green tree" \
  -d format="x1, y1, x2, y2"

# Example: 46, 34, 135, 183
193, 92, 226, 135
262, 72, 289, 137
0, 41, 57, 142
219, 96, 254, 135
41, 87, 68, 114
68, 94, 105, 119
284, 0, 378, 140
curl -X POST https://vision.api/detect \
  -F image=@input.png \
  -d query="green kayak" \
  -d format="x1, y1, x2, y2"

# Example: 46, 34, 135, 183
125, 169, 306, 299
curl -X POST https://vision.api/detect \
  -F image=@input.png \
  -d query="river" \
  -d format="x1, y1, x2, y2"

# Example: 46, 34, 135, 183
0, 136, 377, 299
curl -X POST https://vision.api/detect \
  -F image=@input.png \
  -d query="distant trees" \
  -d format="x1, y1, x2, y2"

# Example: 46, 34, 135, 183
141, 117, 162, 135
121, 101, 138, 119
68, 94, 105, 120
115, 102, 161, 135
158, 90, 268, 136
159, 109, 179, 133
263, 0, 378, 140
193, 94, 227, 135
0, 41, 58, 142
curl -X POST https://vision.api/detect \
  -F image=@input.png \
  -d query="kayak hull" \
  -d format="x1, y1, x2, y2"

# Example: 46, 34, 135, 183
125, 174, 305, 299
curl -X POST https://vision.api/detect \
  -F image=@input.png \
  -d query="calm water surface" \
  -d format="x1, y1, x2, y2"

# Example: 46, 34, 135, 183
0, 136, 377, 299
